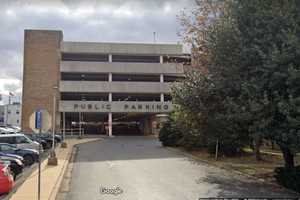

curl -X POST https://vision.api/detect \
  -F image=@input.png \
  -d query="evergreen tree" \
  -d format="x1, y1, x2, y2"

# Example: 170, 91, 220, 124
176, 0, 300, 167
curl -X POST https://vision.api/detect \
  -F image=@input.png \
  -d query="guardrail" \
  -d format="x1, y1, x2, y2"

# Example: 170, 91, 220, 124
63, 128, 84, 137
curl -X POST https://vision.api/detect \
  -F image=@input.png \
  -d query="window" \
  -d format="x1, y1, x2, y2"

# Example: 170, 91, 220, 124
61, 92, 108, 101
16, 110, 20, 114
0, 144, 16, 151
62, 53, 109, 62
112, 55, 160, 63
61, 72, 108, 81
112, 74, 160, 82
0, 137, 14, 144
15, 136, 29, 144
7, 110, 11, 114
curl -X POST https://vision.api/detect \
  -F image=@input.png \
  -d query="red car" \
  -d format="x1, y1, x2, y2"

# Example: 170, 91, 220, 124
0, 162, 14, 194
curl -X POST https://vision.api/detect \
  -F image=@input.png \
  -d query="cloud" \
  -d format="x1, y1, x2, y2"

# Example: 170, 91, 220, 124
0, 78, 22, 105
0, 0, 194, 104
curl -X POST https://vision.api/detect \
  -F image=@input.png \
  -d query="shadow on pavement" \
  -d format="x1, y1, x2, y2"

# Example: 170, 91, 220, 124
73, 136, 182, 162
199, 172, 300, 198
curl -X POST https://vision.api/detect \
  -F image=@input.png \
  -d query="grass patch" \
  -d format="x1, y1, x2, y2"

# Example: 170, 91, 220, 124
183, 147, 300, 183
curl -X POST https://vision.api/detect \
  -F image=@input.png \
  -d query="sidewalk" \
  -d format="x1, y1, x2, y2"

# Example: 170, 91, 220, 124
10, 138, 100, 200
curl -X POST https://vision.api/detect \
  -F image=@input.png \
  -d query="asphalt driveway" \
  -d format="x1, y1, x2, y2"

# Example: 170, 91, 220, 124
67, 136, 299, 200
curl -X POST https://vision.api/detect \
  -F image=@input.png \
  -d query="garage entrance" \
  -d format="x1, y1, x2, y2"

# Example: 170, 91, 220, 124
112, 113, 144, 136
62, 112, 159, 136
63, 112, 107, 135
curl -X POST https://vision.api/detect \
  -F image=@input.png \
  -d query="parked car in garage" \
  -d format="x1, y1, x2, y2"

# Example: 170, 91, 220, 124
0, 134, 41, 151
0, 154, 24, 179
0, 143, 39, 166
0, 162, 14, 194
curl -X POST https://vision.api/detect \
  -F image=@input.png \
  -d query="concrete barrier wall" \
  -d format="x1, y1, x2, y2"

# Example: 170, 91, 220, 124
59, 81, 172, 93
62, 42, 182, 55
60, 61, 184, 75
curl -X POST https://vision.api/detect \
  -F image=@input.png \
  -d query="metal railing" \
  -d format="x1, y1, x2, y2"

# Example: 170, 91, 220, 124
63, 128, 84, 136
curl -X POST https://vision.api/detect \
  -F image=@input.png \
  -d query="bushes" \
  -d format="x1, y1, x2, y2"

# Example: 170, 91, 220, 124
159, 114, 206, 148
178, 130, 207, 150
159, 120, 183, 147
274, 166, 300, 192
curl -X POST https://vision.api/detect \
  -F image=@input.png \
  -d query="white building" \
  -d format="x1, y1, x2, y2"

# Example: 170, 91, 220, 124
2, 103, 22, 127
0, 106, 4, 125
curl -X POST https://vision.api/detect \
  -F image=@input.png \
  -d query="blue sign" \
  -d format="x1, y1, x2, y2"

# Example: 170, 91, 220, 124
35, 110, 42, 129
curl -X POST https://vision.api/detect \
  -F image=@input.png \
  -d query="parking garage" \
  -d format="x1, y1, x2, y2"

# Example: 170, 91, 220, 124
22, 30, 190, 136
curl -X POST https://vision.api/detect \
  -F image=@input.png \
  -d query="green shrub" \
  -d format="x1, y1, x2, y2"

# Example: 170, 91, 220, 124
274, 166, 300, 192
179, 130, 207, 150
159, 120, 183, 147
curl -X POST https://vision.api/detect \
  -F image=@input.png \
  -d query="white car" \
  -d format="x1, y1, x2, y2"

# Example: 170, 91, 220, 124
7, 126, 21, 133
0, 127, 12, 134
0, 134, 41, 151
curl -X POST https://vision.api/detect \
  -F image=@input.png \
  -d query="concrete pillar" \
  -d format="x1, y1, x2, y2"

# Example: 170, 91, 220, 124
143, 117, 152, 135
79, 112, 81, 137
108, 112, 112, 137
109, 54, 112, 62
160, 55, 163, 64
160, 74, 164, 82
160, 74, 164, 102
109, 93, 112, 102
108, 66, 112, 136
108, 72, 112, 82
160, 93, 164, 102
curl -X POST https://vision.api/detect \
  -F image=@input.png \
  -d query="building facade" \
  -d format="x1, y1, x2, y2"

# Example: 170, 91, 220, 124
0, 105, 4, 125
22, 30, 189, 136
0, 103, 22, 127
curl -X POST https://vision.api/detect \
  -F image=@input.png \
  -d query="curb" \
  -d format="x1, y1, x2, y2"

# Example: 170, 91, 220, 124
166, 146, 300, 196
54, 145, 78, 200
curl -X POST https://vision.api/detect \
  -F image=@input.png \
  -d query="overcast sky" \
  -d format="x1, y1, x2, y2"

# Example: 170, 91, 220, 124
0, 0, 194, 105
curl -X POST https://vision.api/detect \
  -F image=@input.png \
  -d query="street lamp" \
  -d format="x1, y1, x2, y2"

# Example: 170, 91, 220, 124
48, 86, 58, 166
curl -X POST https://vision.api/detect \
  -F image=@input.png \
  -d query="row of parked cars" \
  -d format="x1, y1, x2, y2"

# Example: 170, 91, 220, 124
0, 126, 62, 194
0, 126, 21, 135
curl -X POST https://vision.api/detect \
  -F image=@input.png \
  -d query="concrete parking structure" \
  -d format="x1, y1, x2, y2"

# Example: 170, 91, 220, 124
21, 30, 190, 136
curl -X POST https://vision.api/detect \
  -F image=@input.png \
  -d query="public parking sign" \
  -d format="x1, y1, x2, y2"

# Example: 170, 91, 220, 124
35, 110, 42, 129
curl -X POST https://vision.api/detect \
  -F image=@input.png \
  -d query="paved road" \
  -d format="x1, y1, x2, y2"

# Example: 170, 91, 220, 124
67, 136, 299, 200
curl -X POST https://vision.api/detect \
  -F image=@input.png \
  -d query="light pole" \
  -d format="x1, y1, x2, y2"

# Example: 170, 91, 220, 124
61, 112, 67, 148
48, 86, 58, 166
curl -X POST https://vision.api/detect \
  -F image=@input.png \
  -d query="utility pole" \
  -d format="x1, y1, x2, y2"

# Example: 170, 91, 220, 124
48, 86, 58, 166
61, 112, 67, 148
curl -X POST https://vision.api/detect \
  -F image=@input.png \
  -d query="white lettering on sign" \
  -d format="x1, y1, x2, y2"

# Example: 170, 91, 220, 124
60, 101, 174, 113
74, 103, 111, 111
123, 104, 169, 111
